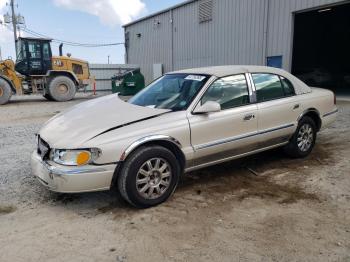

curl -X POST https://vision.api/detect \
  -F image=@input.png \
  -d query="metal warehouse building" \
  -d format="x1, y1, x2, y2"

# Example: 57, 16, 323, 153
123, 0, 350, 94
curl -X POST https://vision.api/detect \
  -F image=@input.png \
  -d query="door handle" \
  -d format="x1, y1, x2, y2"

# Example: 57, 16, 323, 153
293, 104, 300, 110
243, 114, 255, 121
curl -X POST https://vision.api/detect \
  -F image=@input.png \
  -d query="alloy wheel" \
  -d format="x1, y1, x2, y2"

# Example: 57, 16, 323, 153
136, 158, 172, 199
297, 123, 314, 152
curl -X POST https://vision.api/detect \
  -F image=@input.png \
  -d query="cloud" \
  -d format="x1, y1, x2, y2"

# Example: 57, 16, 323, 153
53, 0, 146, 26
0, 0, 6, 10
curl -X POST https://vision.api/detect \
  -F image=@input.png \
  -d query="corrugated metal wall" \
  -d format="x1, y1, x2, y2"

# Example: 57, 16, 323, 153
126, 11, 172, 84
125, 0, 345, 84
89, 64, 138, 90
266, 0, 344, 70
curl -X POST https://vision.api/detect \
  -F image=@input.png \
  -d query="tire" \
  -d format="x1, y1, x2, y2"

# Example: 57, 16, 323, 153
48, 76, 76, 102
284, 116, 317, 158
117, 146, 180, 208
0, 78, 13, 105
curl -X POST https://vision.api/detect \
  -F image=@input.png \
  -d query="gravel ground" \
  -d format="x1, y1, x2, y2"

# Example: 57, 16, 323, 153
0, 94, 349, 262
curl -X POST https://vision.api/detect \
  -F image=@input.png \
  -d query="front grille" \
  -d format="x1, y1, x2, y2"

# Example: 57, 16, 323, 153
37, 136, 50, 160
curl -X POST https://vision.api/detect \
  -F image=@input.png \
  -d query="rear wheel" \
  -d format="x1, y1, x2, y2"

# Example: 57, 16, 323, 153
0, 78, 13, 105
48, 76, 76, 102
117, 146, 180, 208
284, 116, 317, 158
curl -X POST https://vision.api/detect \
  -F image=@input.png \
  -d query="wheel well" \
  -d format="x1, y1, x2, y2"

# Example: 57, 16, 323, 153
303, 110, 322, 131
111, 140, 186, 187
47, 71, 78, 86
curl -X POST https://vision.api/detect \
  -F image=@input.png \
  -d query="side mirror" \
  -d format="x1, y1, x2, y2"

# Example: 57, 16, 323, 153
193, 101, 221, 114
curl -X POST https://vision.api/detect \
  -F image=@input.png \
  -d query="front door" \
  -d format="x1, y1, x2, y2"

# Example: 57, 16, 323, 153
26, 41, 44, 75
188, 74, 259, 168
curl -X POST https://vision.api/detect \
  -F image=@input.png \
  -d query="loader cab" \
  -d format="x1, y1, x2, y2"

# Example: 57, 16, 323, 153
15, 37, 53, 76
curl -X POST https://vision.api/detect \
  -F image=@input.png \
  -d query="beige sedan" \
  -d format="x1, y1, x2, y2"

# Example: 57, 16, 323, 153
31, 66, 338, 208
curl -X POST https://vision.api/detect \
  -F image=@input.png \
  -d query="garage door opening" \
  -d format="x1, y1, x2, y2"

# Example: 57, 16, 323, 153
292, 2, 350, 95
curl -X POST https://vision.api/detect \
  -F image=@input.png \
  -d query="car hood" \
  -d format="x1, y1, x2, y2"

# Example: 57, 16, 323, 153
39, 94, 170, 149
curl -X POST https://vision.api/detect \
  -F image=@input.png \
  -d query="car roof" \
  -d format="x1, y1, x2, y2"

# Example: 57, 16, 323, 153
168, 65, 312, 95
169, 65, 289, 78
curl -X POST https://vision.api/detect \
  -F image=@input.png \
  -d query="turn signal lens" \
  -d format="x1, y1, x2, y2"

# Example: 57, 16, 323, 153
51, 148, 101, 166
76, 151, 91, 166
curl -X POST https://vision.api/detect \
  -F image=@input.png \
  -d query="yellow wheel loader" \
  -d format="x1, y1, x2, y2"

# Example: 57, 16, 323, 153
0, 37, 91, 105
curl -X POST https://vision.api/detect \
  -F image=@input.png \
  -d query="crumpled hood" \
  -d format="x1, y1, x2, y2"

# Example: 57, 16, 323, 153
39, 94, 170, 148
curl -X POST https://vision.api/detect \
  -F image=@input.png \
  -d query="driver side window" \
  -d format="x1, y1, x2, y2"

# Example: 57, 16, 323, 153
201, 74, 250, 110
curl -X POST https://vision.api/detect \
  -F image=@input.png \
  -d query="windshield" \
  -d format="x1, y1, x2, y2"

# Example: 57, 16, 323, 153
129, 74, 210, 111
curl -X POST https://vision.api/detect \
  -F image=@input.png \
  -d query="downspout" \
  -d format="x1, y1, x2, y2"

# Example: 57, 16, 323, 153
170, 9, 174, 71
124, 27, 129, 64
262, 0, 270, 65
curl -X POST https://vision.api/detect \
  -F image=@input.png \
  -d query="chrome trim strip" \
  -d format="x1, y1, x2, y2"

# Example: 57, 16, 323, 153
245, 73, 257, 103
185, 142, 289, 173
195, 131, 258, 150
246, 73, 257, 103
194, 123, 294, 151
297, 108, 320, 121
323, 109, 338, 117
121, 135, 182, 161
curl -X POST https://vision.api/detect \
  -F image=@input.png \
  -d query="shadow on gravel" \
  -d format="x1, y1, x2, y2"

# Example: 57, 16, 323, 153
0, 205, 17, 215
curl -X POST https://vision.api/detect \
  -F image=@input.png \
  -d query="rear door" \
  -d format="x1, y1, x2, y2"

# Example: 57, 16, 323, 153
250, 73, 302, 148
188, 74, 259, 168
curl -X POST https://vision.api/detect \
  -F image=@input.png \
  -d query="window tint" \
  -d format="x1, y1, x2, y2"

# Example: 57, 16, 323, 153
252, 73, 284, 102
28, 41, 41, 59
43, 43, 51, 60
201, 74, 250, 110
280, 76, 295, 96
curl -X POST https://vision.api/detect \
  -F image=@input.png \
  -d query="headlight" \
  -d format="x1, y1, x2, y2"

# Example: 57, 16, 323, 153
50, 148, 101, 166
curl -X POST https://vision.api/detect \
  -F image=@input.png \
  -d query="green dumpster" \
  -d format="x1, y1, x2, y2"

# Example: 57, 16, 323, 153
111, 68, 145, 96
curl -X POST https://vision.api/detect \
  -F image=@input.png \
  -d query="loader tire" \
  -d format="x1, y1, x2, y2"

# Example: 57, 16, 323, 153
48, 76, 76, 102
0, 78, 12, 105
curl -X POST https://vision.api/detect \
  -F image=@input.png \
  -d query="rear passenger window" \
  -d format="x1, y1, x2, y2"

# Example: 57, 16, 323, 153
252, 73, 294, 102
280, 76, 295, 96
201, 74, 250, 110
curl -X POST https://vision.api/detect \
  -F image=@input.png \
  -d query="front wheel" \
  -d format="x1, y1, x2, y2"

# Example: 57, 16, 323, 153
117, 146, 180, 208
0, 79, 13, 105
284, 116, 317, 158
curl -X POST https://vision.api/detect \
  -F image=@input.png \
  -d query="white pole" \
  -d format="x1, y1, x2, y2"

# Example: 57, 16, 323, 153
10, 0, 18, 57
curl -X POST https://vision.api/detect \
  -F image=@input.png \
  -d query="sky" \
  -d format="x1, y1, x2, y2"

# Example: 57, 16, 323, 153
0, 0, 184, 64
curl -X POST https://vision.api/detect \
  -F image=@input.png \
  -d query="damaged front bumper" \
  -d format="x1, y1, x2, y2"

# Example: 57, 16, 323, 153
31, 151, 117, 193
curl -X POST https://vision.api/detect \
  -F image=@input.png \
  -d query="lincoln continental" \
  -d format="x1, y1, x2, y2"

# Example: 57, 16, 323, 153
31, 66, 338, 208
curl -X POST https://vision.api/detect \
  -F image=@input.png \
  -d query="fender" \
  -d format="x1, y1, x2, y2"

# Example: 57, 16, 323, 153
46, 70, 79, 85
297, 108, 322, 131
0, 75, 17, 93
297, 108, 320, 121
120, 135, 183, 161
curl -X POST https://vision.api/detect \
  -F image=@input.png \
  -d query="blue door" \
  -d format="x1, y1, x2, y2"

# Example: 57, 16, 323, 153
267, 56, 283, 69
